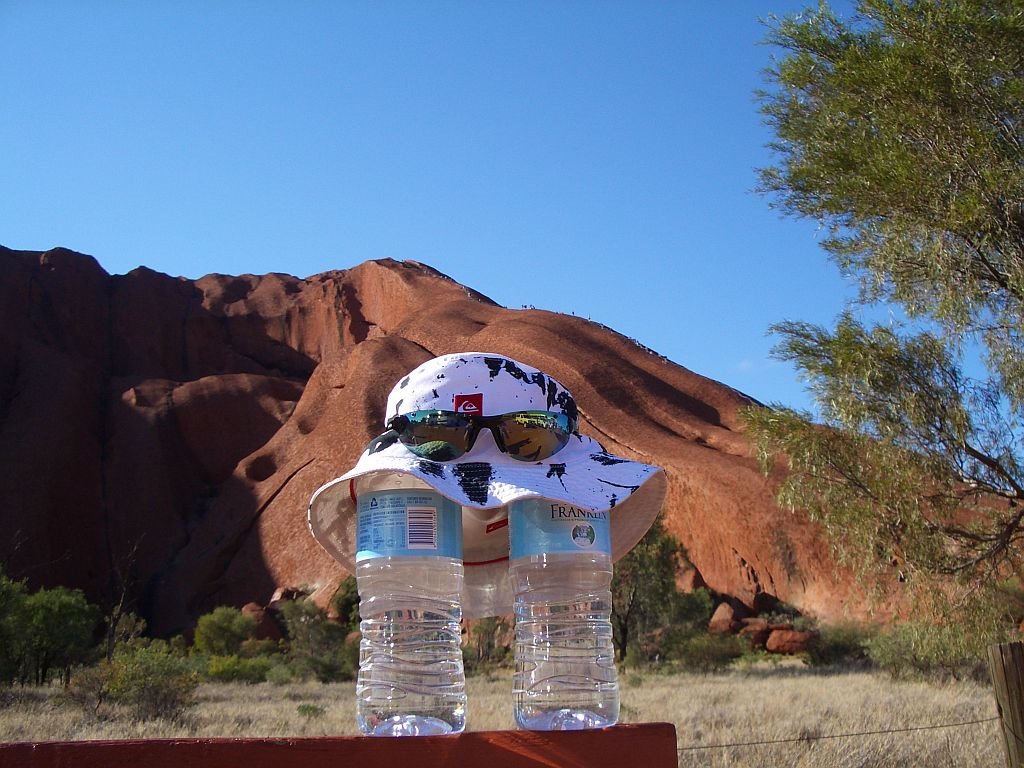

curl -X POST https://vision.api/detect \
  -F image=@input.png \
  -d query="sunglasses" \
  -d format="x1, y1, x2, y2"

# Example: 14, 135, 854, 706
387, 410, 575, 462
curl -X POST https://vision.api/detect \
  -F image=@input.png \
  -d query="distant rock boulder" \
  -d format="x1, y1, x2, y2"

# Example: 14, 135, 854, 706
708, 602, 740, 635
766, 629, 818, 655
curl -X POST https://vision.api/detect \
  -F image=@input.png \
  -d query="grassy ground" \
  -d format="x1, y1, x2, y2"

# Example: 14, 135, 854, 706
0, 666, 1002, 767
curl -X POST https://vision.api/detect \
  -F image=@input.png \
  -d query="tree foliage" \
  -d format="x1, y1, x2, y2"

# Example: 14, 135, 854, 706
611, 518, 710, 662
21, 586, 99, 686
748, 0, 1024, 606
69, 641, 199, 721
0, 569, 29, 684
0, 570, 98, 687
330, 575, 361, 634
192, 606, 257, 657
279, 598, 358, 682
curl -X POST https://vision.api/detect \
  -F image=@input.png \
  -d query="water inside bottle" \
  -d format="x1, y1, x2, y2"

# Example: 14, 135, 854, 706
354, 476, 466, 736
356, 597, 467, 735
509, 498, 619, 731
512, 580, 619, 730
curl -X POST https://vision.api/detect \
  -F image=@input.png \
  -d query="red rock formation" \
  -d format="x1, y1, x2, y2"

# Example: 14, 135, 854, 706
737, 618, 772, 649
766, 629, 817, 655
0, 246, 869, 635
241, 602, 282, 641
707, 603, 739, 635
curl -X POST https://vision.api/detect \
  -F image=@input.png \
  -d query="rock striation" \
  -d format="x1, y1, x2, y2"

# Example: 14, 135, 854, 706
0, 246, 865, 635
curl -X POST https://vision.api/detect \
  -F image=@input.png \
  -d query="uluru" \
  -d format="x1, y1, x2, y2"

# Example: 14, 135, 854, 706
0, 245, 858, 635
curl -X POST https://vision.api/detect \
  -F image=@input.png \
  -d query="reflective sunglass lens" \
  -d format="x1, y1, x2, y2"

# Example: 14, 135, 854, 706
391, 411, 471, 461
498, 412, 571, 461
407, 440, 464, 461
389, 410, 573, 462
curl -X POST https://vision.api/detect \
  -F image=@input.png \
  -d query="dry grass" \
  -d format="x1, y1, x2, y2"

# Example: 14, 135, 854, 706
620, 667, 1000, 767
0, 667, 1002, 767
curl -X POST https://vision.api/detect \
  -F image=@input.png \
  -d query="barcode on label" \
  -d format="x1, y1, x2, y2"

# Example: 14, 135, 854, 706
406, 506, 437, 549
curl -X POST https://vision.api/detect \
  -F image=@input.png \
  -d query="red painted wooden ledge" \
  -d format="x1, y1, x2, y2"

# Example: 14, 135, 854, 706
0, 722, 678, 768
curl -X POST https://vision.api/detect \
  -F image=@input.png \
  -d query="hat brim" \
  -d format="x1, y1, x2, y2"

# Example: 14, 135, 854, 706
308, 431, 667, 618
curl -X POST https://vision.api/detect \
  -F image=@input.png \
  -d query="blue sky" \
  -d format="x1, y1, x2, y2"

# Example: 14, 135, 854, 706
1, 1, 861, 412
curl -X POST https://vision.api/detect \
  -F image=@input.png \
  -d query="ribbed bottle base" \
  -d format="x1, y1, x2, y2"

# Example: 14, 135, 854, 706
358, 713, 460, 737
515, 706, 616, 731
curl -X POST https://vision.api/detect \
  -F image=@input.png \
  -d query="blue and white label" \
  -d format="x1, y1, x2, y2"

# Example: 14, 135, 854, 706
356, 490, 462, 561
509, 498, 611, 559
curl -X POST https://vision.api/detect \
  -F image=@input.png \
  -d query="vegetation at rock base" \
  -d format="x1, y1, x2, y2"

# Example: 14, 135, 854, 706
0, 566, 364, 722
276, 598, 360, 684
0, 570, 97, 687
611, 518, 716, 664
193, 606, 258, 658
66, 642, 199, 722
0, 552, 1006, 756
744, 0, 1024, 637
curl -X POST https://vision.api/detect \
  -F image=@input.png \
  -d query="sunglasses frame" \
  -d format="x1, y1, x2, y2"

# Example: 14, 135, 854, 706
387, 409, 576, 462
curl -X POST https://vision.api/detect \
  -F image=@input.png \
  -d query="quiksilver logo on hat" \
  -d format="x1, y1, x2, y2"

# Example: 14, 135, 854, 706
454, 393, 482, 414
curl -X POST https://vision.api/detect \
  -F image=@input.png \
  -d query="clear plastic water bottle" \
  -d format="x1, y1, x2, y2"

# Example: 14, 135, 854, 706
509, 498, 619, 730
353, 473, 467, 736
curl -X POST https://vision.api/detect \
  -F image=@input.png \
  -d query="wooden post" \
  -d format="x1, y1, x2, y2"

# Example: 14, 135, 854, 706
989, 641, 1024, 768
0, 723, 678, 768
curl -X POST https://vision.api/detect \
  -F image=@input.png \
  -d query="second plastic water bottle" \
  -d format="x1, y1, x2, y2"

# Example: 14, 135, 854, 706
354, 473, 466, 736
510, 498, 619, 730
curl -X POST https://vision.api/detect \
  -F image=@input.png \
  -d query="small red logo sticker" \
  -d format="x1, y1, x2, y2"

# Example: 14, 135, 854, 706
486, 518, 509, 534
454, 393, 483, 414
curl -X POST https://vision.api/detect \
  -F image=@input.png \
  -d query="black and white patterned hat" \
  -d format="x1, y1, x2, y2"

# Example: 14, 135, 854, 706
308, 352, 667, 617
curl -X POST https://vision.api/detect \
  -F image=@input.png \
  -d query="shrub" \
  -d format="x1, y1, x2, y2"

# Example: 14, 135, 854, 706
807, 622, 875, 667
621, 643, 647, 671
330, 576, 360, 633
109, 645, 198, 721
866, 622, 989, 681
304, 636, 359, 683
193, 606, 257, 657
651, 590, 715, 662
61, 663, 110, 717
66, 644, 199, 722
296, 703, 326, 719
674, 633, 745, 672
105, 611, 147, 661
264, 662, 297, 686
280, 599, 359, 682
205, 654, 274, 684
239, 637, 281, 658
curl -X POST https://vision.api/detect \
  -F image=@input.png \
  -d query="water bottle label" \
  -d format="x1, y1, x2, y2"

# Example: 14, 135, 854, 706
356, 490, 462, 561
509, 498, 611, 558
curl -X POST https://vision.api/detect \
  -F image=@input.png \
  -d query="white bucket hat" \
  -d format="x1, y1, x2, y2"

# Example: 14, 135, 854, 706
308, 352, 667, 617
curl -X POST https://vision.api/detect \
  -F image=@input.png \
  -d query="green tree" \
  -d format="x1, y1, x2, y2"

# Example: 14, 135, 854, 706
21, 586, 99, 686
746, 0, 1024, 615
330, 575, 361, 634
192, 606, 257, 657
611, 518, 708, 662
0, 569, 28, 684
279, 598, 357, 682
467, 615, 511, 671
